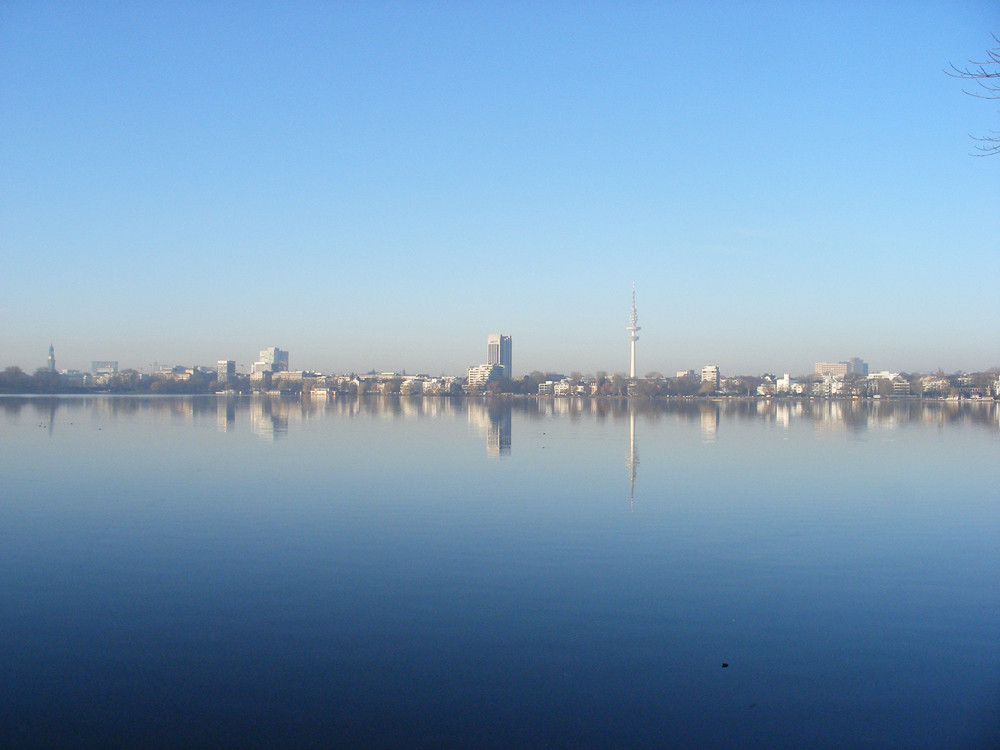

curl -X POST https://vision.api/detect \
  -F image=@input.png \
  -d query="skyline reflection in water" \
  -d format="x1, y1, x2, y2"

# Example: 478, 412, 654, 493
5, 392, 997, 435
1, 395, 997, 748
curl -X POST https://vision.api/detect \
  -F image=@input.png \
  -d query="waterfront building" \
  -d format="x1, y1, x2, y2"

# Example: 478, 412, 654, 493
468, 363, 503, 388
217, 360, 236, 384
701, 365, 720, 389
399, 378, 422, 396
487, 335, 512, 379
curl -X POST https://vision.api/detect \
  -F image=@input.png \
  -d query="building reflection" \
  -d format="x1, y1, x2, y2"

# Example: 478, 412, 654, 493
626, 407, 639, 511
488, 405, 512, 457
250, 395, 288, 441
700, 403, 719, 442
468, 400, 511, 457
7, 396, 997, 443
216, 397, 236, 433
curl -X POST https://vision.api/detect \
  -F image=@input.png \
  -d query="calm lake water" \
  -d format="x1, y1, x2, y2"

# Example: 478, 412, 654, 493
2, 395, 998, 749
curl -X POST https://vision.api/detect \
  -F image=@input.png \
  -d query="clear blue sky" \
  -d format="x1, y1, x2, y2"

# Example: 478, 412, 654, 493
2, 2, 997, 377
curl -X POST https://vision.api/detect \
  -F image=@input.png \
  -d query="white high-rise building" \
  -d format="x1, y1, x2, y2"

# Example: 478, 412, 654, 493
487, 335, 512, 379
254, 347, 288, 374
701, 365, 720, 389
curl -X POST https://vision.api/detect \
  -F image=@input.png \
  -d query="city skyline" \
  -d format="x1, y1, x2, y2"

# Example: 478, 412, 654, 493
2, 4, 998, 375
15, 340, 996, 382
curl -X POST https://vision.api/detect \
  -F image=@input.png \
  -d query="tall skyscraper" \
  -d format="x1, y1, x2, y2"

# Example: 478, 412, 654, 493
487, 335, 512, 379
627, 284, 640, 379
47, 344, 55, 373
256, 347, 289, 373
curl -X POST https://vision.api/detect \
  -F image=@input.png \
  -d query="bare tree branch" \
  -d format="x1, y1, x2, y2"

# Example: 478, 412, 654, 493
947, 34, 1000, 154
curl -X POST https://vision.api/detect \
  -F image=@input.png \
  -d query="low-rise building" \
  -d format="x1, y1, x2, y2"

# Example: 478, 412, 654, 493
399, 378, 422, 395
468, 363, 502, 388
92, 360, 119, 375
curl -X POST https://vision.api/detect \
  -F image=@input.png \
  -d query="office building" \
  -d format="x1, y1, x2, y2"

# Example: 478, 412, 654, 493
217, 360, 236, 384
816, 358, 868, 378
253, 347, 288, 374
468, 363, 503, 388
487, 335, 512, 379
701, 365, 720, 389
847, 358, 868, 376
815, 362, 848, 378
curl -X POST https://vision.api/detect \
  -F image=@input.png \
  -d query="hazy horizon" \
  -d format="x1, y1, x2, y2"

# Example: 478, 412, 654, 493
2, 3, 998, 376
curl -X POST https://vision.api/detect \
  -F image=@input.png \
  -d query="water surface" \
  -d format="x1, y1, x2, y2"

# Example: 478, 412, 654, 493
2, 396, 998, 748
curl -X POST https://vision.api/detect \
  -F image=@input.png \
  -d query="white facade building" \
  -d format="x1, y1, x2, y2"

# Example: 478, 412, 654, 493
254, 347, 288, 374
468, 363, 503, 388
487, 335, 512, 379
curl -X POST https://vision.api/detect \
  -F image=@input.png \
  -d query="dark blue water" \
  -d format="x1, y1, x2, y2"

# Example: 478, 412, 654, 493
2, 396, 998, 748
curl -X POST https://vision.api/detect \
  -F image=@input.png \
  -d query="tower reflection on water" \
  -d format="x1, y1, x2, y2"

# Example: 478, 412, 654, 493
469, 400, 511, 457
626, 407, 639, 511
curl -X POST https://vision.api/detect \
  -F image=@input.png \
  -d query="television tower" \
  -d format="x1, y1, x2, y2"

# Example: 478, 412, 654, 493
627, 283, 640, 379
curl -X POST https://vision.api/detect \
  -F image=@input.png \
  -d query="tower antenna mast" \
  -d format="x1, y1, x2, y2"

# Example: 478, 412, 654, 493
626, 283, 640, 380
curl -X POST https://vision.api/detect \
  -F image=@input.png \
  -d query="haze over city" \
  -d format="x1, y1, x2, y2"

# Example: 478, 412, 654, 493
2, 3, 997, 376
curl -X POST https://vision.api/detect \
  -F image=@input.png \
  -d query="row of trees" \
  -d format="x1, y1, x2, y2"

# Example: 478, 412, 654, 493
0, 366, 217, 394
0, 367, 64, 393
